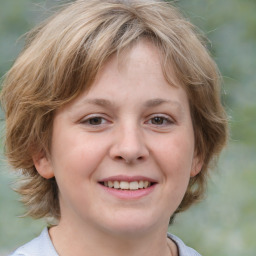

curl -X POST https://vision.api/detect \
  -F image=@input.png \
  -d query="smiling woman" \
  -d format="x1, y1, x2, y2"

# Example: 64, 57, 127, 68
0, 1, 228, 256
32, 42, 200, 245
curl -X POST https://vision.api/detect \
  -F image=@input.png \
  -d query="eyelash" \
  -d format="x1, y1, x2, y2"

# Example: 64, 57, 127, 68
146, 115, 174, 126
81, 115, 109, 126
81, 114, 173, 127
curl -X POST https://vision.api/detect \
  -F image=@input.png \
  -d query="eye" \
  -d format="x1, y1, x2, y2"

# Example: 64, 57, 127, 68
81, 116, 108, 126
151, 116, 166, 125
87, 117, 104, 125
147, 115, 174, 126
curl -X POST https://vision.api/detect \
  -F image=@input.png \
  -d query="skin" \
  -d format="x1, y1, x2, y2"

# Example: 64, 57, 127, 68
34, 39, 202, 256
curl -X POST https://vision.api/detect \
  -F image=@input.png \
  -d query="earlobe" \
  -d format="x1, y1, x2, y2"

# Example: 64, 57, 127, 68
190, 155, 203, 177
32, 151, 55, 179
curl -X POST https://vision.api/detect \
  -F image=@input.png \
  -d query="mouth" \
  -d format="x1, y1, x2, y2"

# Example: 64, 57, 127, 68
99, 180, 156, 190
98, 176, 157, 199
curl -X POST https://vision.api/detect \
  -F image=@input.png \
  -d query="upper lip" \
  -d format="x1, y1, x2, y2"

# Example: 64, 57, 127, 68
99, 175, 157, 183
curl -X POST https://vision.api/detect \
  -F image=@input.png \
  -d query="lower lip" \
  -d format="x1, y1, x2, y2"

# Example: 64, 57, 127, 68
100, 184, 156, 200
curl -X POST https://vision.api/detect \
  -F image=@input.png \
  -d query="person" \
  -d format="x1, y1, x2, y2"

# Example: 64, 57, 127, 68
0, 0, 228, 255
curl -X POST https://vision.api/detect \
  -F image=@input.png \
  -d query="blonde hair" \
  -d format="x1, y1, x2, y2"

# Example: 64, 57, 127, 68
1, 0, 228, 222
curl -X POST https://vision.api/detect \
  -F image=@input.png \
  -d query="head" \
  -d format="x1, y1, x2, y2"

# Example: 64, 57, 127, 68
1, 0, 228, 222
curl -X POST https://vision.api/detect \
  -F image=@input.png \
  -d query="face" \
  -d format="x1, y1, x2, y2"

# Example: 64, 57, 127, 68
34, 40, 202, 237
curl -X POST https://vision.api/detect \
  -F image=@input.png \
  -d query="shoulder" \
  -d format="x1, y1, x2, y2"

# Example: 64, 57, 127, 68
167, 233, 202, 256
9, 228, 58, 256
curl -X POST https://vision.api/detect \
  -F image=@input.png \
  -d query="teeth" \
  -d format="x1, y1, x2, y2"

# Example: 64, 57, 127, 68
138, 180, 144, 189
114, 181, 119, 189
108, 181, 114, 188
144, 181, 149, 188
120, 181, 129, 189
129, 181, 139, 190
103, 180, 152, 190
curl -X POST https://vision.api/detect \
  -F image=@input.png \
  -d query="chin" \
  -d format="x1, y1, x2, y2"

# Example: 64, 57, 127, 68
100, 211, 165, 237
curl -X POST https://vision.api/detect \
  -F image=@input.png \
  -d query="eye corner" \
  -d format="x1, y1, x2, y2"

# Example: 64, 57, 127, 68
79, 114, 112, 128
145, 114, 175, 126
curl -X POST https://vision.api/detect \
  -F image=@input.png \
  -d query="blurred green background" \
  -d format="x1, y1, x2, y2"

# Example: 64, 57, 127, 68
0, 0, 255, 255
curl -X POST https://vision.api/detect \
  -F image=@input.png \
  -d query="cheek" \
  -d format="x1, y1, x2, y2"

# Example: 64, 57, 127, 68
51, 131, 109, 180
154, 132, 195, 179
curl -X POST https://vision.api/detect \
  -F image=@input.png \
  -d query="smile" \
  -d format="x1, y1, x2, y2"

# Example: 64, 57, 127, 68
98, 176, 157, 199
101, 180, 152, 190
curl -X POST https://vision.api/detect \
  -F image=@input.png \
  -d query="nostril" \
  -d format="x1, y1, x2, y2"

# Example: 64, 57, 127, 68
115, 155, 145, 164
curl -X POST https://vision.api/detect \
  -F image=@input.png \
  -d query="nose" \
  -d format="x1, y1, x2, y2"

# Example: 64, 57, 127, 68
109, 125, 149, 164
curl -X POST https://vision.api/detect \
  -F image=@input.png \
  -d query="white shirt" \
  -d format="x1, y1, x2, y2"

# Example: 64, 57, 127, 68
10, 228, 202, 256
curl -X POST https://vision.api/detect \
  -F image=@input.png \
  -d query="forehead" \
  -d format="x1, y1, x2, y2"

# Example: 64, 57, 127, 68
93, 39, 179, 91
58, 39, 189, 116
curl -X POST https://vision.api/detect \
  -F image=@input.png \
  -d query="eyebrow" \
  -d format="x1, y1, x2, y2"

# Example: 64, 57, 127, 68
82, 98, 114, 107
144, 98, 180, 108
81, 98, 183, 111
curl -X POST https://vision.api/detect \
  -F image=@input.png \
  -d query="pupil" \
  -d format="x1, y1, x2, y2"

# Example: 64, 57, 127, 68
90, 117, 101, 125
153, 117, 163, 124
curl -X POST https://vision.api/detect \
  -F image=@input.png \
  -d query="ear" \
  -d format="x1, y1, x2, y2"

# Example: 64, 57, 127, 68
190, 154, 203, 177
32, 151, 55, 179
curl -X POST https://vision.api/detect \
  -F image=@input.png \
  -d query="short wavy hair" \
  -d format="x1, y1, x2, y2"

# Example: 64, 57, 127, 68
1, 0, 228, 222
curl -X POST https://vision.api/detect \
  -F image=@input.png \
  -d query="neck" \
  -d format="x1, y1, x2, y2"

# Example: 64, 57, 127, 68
49, 219, 177, 256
